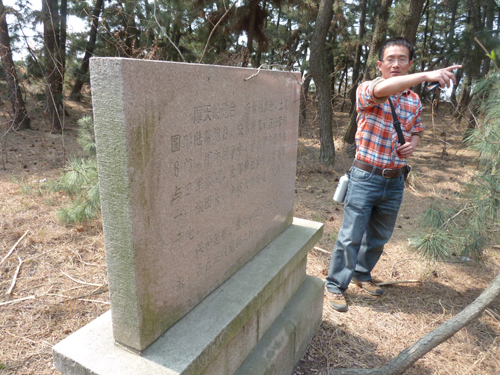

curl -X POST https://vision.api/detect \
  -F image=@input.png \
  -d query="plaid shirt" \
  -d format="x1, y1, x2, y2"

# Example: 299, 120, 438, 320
355, 78, 424, 169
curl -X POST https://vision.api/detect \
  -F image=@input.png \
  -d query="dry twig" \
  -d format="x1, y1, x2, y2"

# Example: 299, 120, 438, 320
60, 270, 103, 287
1, 229, 29, 266
244, 64, 266, 81
314, 246, 332, 254
6, 256, 23, 295
0, 295, 35, 306
377, 280, 421, 286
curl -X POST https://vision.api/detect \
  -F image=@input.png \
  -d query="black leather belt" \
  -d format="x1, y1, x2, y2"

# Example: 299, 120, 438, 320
353, 160, 406, 178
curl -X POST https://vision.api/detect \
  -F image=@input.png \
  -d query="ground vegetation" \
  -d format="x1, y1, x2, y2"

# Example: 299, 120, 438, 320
1, 0, 500, 373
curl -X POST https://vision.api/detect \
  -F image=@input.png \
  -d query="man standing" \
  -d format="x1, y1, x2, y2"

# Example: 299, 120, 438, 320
326, 37, 461, 312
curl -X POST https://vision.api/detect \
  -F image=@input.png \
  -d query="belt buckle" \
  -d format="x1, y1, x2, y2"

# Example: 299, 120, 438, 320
382, 169, 391, 178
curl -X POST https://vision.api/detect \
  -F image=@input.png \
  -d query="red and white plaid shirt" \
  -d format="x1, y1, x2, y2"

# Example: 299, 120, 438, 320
355, 78, 424, 169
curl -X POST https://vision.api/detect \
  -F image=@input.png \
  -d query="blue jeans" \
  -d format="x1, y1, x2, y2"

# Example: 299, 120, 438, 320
326, 165, 405, 294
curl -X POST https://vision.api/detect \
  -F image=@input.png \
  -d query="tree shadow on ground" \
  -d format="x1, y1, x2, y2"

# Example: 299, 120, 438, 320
349, 274, 500, 345
294, 320, 434, 375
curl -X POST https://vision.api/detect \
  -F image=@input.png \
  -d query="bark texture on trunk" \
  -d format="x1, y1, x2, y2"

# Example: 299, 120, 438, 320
345, 0, 392, 145
243, 0, 259, 67
0, 0, 30, 130
343, 0, 367, 144
71, 0, 104, 98
299, 73, 312, 136
309, 0, 335, 166
362, 0, 393, 81
43, 0, 62, 132
401, 0, 426, 44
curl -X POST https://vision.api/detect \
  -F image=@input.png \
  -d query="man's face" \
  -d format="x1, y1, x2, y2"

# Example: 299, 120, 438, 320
377, 45, 413, 80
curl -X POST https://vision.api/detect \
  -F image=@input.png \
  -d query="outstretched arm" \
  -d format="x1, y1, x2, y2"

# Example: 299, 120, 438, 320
374, 65, 462, 98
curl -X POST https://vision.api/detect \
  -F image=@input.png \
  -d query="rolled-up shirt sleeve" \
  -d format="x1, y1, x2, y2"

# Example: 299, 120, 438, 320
357, 78, 389, 111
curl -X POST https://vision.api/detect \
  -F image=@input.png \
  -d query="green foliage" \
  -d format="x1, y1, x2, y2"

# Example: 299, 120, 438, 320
411, 70, 500, 262
421, 202, 449, 228
77, 116, 97, 156
25, 54, 44, 79
411, 232, 451, 262
54, 117, 100, 224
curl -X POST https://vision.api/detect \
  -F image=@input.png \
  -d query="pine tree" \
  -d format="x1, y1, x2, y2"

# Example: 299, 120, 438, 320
411, 50, 500, 262
52, 116, 100, 224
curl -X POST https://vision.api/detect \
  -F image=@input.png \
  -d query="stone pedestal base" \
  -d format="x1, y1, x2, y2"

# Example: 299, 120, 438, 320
53, 218, 324, 375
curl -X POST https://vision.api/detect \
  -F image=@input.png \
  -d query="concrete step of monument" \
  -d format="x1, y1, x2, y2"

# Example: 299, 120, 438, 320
234, 275, 324, 375
53, 218, 323, 375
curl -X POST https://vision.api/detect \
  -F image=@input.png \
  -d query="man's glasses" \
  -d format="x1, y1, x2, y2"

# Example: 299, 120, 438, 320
382, 58, 410, 66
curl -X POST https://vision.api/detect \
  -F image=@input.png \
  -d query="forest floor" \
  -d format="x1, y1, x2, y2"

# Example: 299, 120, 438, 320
0, 93, 499, 375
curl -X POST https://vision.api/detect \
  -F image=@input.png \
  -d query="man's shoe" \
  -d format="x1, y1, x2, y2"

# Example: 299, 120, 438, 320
326, 292, 348, 312
351, 280, 383, 296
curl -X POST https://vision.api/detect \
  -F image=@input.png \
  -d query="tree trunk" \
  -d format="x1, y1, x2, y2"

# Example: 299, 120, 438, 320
43, 0, 62, 132
344, 0, 367, 144
119, 0, 140, 57
363, 0, 392, 81
309, 0, 335, 166
54, 0, 66, 116
0, 0, 30, 130
71, 0, 104, 98
443, 0, 458, 68
456, 0, 483, 128
344, 0, 392, 145
244, 0, 259, 67
401, 0, 426, 44
325, 272, 500, 375
299, 73, 312, 136
414, 5, 431, 98
59, 0, 67, 69
347, 0, 367, 113
456, 74, 471, 123
481, 0, 495, 75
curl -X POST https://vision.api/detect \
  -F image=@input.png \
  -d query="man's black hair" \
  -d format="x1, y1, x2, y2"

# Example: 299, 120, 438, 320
379, 37, 415, 62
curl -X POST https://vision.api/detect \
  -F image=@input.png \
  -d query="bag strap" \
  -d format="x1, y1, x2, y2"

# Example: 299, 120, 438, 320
388, 97, 406, 145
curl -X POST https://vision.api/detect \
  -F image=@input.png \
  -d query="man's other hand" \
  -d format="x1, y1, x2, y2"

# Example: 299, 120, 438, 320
396, 142, 415, 158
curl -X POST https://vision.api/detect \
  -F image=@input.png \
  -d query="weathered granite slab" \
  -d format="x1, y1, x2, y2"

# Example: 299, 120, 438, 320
90, 58, 302, 351
52, 218, 324, 375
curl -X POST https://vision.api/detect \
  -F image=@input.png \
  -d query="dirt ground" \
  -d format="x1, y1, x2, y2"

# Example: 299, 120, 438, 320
1, 94, 499, 375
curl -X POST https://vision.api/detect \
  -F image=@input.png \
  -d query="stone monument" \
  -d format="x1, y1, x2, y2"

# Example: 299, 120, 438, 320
53, 58, 324, 375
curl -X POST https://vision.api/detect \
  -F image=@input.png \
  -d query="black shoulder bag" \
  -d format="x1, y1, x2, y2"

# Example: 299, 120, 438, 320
388, 97, 405, 145
388, 97, 411, 179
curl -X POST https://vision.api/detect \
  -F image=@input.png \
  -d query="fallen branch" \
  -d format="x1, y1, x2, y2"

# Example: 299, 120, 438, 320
314, 246, 332, 254
0, 295, 35, 306
244, 64, 266, 81
47, 287, 108, 303
73, 250, 98, 267
78, 299, 110, 304
60, 270, 103, 287
324, 272, 500, 375
1, 230, 29, 266
377, 280, 421, 286
6, 256, 23, 295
